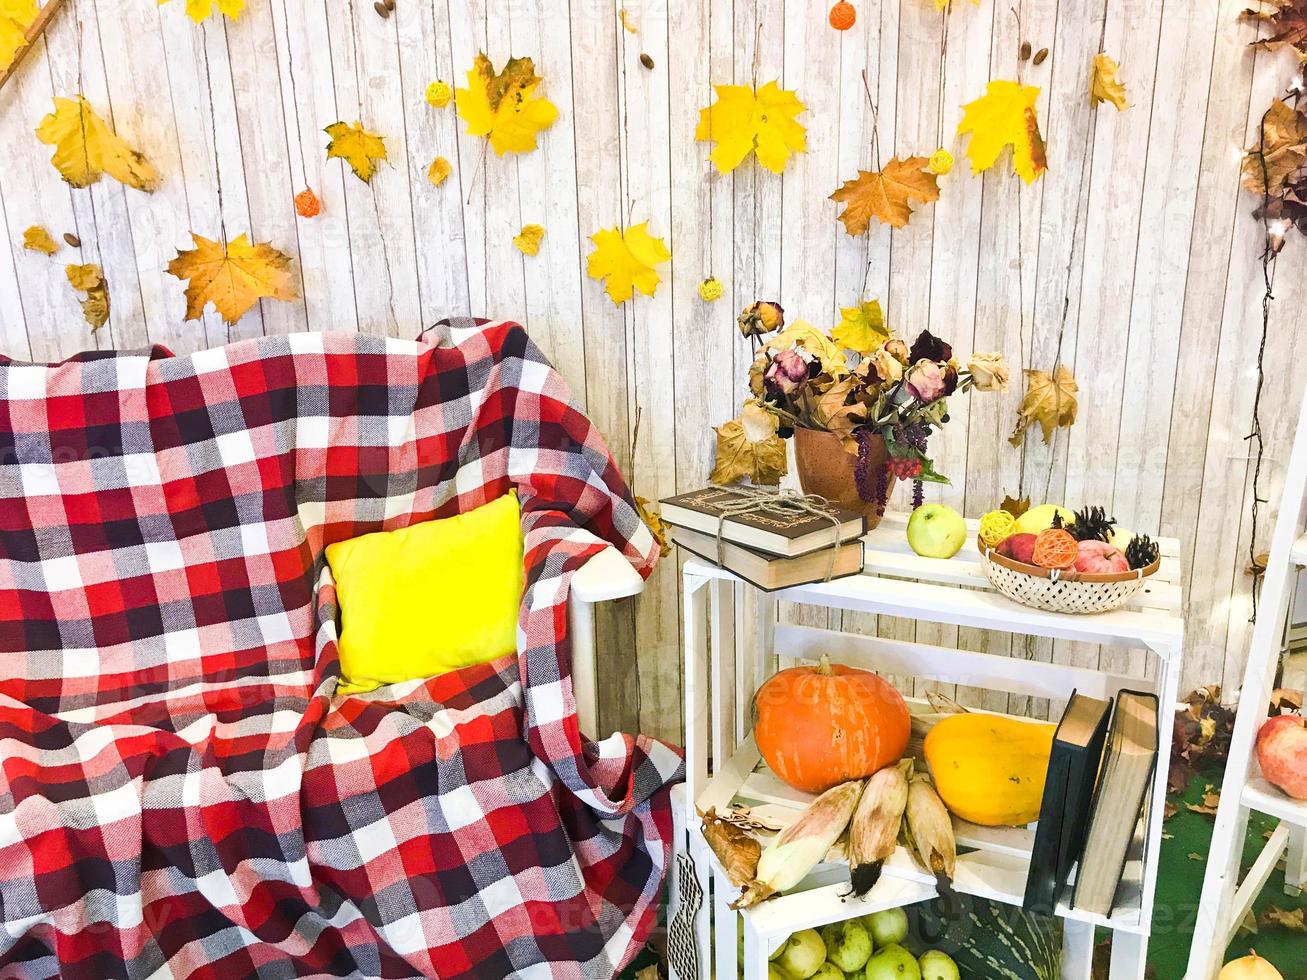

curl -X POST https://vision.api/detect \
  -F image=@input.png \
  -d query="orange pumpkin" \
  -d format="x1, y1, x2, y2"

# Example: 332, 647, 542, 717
754, 655, 910, 793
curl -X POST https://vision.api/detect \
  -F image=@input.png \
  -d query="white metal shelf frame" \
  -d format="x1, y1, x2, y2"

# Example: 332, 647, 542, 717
1186, 389, 1307, 980
668, 515, 1185, 980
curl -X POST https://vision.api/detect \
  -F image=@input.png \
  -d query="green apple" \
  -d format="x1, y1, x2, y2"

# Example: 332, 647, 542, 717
918, 950, 960, 980
821, 919, 873, 973
864, 908, 908, 948
1013, 503, 1074, 535
812, 964, 845, 980
775, 929, 827, 979
906, 504, 967, 559
1109, 525, 1135, 549
863, 943, 921, 979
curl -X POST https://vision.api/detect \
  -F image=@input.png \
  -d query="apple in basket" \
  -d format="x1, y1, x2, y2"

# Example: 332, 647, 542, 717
997, 532, 1037, 565
1256, 714, 1307, 800
1073, 539, 1129, 574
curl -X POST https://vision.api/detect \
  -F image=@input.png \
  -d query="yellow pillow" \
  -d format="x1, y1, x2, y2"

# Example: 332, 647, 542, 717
325, 492, 523, 694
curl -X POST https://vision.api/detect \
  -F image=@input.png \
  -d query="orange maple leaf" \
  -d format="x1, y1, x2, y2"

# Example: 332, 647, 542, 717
829, 156, 940, 234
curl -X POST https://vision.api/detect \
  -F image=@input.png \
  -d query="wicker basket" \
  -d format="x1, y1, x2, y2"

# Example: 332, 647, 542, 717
978, 542, 1161, 614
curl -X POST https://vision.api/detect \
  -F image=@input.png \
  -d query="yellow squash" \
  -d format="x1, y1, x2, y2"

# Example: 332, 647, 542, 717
923, 714, 1056, 826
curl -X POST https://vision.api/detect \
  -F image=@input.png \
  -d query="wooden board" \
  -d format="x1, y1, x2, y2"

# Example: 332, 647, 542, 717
0, 0, 1298, 732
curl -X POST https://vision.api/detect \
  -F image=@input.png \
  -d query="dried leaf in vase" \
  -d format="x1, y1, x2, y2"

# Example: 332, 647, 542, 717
700, 807, 761, 888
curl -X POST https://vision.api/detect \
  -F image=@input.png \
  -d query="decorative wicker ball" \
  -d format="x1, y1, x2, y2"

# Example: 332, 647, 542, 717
829, 2, 856, 30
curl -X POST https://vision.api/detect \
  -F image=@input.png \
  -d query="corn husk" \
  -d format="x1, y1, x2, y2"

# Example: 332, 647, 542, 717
700, 807, 761, 888
848, 761, 910, 896
905, 773, 957, 905
731, 779, 864, 908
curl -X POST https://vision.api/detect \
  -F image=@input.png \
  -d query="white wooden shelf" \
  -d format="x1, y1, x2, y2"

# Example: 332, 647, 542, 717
669, 509, 1185, 980
1290, 532, 1307, 567
1242, 773, 1307, 830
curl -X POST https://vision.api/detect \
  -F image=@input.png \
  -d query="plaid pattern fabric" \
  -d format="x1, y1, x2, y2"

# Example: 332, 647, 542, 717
0, 321, 683, 979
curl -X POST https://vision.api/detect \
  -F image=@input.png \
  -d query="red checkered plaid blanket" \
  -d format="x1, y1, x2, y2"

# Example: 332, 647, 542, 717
0, 320, 682, 979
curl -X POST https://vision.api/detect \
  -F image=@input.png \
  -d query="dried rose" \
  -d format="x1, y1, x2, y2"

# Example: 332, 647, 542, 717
737, 300, 784, 338
967, 352, 1010, 392
884, 337, 910, 365
908, 329, 952, 364
906, 359, 947, 403
942, 362, 958, 396
764, 348, 807, 396
866, 348, 904, 384
747, 349, 768, 398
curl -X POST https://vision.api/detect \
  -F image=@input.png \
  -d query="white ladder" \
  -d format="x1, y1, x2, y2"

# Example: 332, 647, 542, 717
1185, 389, 1307, 979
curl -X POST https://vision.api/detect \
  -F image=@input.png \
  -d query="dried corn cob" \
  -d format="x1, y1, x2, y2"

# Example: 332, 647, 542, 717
848, 762, 909, 897
731, 779, 864, 908
905, 773, 957, 904
699, 807, 761, 888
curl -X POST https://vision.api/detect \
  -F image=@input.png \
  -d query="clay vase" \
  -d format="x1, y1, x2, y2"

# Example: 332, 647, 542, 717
792, 427, 895, 529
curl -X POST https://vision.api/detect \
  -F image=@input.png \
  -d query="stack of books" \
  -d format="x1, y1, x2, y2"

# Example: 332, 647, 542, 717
1022, 689, 1160, 917
658, 487, 867, 591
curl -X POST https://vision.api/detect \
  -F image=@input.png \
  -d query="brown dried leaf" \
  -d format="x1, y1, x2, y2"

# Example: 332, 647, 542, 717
1001, 494, 1031, 518
1186, 801, 1218, 817
635, 497, 670, 558
830, 156, 941, 233
1241, 99, 1307, 197
1163, 801, 1178, 821
1187, 852, 1204, 861
1245, 0, 1307, 58
65, 263, 109, 331
1089, 53, 1129, 111
1009, 365, 1078, 446
710, 403, 788, 487
1271, 688, 1304, 711
1259, 905, 1307, 933
700, 807, 761, 888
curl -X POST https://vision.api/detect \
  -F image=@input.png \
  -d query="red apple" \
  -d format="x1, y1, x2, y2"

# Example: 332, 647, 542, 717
999, 532, 1038, 565
1074, 539, 1130, 574
1256, 714, 1307, 800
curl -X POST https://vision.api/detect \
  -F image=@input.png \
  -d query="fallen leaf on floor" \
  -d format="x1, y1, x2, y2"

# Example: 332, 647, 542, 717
1161, 831, 1173, 840
1163, 801, 1178, 820
830, 157, 940, 232
1187, 852, 1203, 861
167, 233, 297, 325
325, 121, 387, 183
1259, 905, 1307, 933
1186, 801, 1218, 817
66, 264, 109, 331
22, 226, 58, 255
36, 96, 160, 191
1202, 791, 1220, 809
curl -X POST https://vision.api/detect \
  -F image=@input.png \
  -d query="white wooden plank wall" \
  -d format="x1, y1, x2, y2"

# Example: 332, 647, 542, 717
0, 0, 1303, 741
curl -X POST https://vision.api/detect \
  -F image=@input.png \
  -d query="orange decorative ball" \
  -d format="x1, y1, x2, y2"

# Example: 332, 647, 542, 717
294, 187, 322, 218
754, 655, 910, 793
1033, 528, 1078, 569
829, 1, 856, 30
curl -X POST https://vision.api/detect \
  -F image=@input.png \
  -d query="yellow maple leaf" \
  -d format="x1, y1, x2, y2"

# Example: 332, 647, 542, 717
1089, 53, 1129, 111
586, 222, 670, 305
933, 0, 980, 9
831, 299, 888, 354
0, 0, 37, 73
711, 402, 788, 486
1009, 365, 1077, 446
66, 263, 109, 331
22, 226, 58, 255
325, 121, 386, 183
695, 81, 807, 174
957, 80, 1047, 184
428, 155, 452, 186
455, 53, 559, 156
513, 224, 545, 256
634, 496, 670, 557
158, 0, 245, 21
764, 320, 848, 378
166, 233, 298, 325
36, 96, 160, 192
1242, 99, 1307, 196
829, 156, 940, 233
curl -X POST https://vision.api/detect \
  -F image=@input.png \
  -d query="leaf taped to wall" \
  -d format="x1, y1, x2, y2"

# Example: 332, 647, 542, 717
695, 81, 807, 174
957, 80, 1047, 184
455, 53, 558, 156
167, 233, 298, 325
586, 223, 670, 305
36, 96, 160, 191
158, 0, 247, 23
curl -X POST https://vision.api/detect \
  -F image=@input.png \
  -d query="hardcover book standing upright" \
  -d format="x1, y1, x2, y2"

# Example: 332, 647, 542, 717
1023, 692, 1113, 914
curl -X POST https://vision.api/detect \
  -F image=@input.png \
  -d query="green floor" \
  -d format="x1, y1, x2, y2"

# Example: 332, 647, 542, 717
622, 771, 1307, 979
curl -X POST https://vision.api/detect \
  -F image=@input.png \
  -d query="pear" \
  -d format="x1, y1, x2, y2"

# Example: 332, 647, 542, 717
775, 929, 827, 979
863, 943, 921, 979
919, 950, 961, 980
820, 918, 873, 973
864, 908, 908, 948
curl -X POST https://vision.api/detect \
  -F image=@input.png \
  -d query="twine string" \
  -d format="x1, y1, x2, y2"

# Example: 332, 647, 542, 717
708, 485, 846, 583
